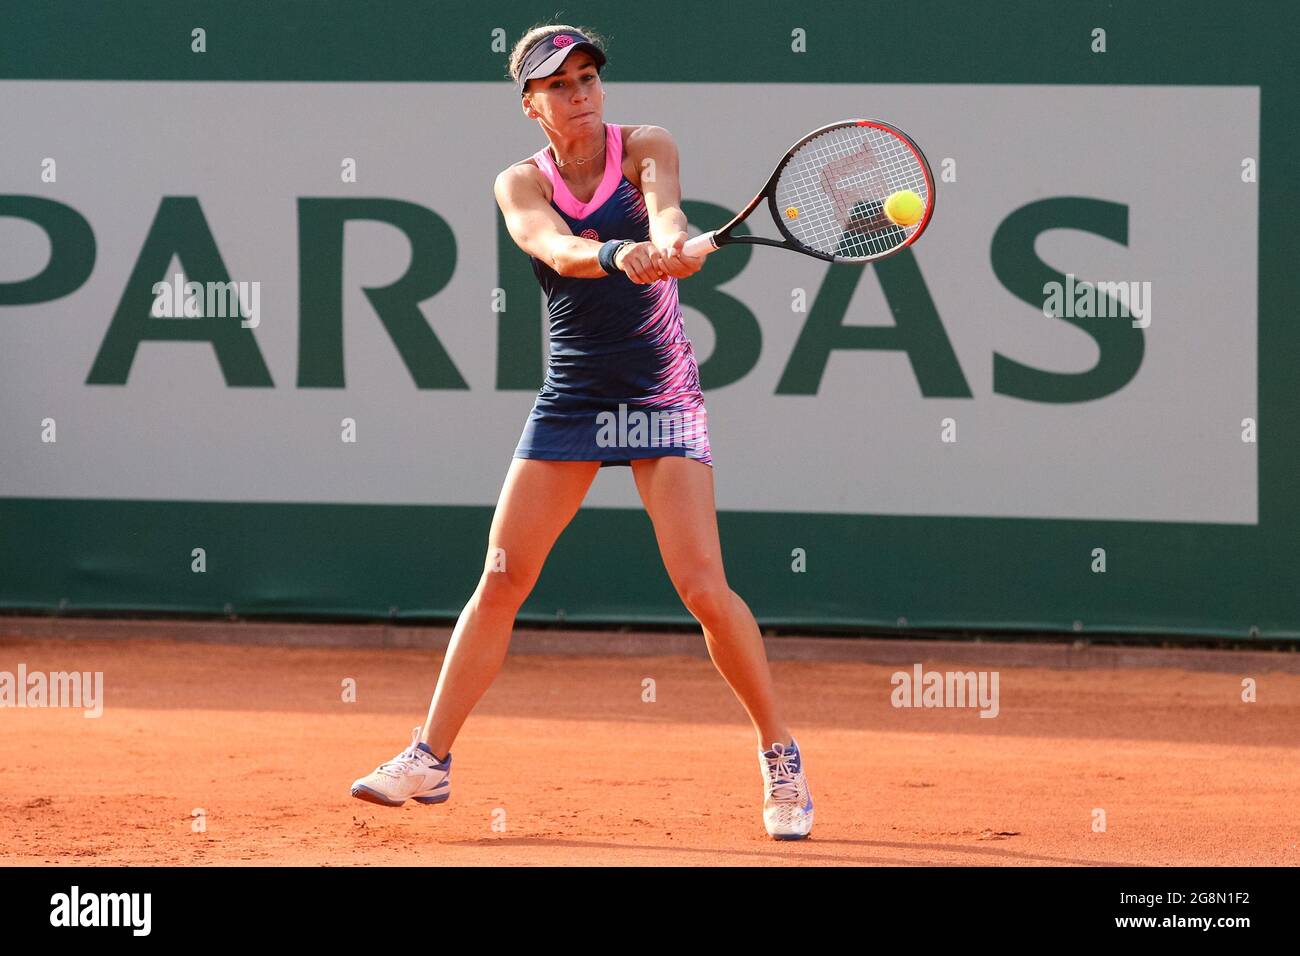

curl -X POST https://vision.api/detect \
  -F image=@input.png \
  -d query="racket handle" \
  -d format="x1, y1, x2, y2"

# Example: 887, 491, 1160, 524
682, 231, 720, 258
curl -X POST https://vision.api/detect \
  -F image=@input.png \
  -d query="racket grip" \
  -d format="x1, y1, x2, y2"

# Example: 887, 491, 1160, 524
682, 231, 720, 258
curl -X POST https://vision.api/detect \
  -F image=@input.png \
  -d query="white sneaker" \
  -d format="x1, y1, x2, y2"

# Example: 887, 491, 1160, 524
351, 726, 452, 807
759, 737, 814, 839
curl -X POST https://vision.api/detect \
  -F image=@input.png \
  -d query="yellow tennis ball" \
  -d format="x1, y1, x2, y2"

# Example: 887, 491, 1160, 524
883, 190, 924, 227
785, 206, 799, 219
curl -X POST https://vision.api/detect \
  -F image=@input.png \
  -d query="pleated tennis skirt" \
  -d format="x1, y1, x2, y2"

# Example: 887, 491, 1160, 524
513, 339, 713, 468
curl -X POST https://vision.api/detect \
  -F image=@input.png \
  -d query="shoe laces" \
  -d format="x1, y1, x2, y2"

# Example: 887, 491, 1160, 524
763, 745, 801, 802
376, 726, 431, 779
376, 745, 426, 779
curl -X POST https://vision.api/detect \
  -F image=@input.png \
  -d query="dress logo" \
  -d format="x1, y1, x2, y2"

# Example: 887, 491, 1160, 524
580, 228, 600, 240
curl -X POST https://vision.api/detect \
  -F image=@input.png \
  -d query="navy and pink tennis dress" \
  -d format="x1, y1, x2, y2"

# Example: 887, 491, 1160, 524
512, 122, 713, 468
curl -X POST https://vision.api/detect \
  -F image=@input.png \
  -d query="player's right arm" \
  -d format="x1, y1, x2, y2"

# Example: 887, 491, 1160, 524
493, 163, 664, 283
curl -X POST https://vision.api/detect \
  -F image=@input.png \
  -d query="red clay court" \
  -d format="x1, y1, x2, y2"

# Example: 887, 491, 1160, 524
2, 621, 1296, 866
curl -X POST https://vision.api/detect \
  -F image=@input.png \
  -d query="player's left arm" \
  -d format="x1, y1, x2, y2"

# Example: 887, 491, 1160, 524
628, 125, 704, 278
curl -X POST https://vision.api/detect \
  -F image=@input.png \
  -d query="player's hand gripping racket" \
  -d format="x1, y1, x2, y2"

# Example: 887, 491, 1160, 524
682, 119, 935, 264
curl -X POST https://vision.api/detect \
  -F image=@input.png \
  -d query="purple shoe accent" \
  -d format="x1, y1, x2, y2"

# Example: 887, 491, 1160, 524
351, 784, 406, 808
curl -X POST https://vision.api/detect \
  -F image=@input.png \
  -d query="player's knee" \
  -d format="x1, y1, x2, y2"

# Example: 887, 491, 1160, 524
680, 582, 733, 625
476, 563, 536, 612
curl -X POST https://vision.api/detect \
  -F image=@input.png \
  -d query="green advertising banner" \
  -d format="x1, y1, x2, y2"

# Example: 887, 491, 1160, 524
1, 2, 1296, 637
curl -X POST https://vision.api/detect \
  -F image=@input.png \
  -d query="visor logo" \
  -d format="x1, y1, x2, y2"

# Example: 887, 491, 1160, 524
553, 34, 574, 47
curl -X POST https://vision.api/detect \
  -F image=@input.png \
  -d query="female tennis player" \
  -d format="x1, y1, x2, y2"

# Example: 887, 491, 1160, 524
350, 24, 813, 839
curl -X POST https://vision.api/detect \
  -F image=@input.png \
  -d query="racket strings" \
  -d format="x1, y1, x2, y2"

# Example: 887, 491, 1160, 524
776, 125, 929, 260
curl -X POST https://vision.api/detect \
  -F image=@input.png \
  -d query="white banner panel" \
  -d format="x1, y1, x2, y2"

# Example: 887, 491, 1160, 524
0, 82, 1258, 521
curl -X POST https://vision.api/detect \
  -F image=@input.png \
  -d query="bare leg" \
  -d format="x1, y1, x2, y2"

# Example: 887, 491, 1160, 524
629, 456, 791, 751
418, 458, 601, 757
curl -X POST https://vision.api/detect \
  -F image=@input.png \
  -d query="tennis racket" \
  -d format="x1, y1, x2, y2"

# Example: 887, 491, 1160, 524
682, 119, 935, 264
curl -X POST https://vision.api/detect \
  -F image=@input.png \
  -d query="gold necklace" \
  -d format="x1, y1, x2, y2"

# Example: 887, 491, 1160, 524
551, 140, 606, 167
